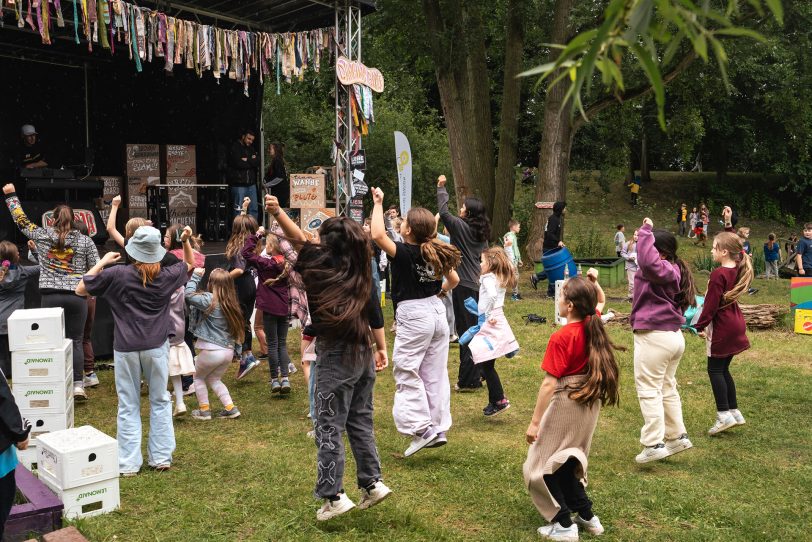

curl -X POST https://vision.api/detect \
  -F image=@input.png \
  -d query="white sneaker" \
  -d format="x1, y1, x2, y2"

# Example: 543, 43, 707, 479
635, 443, 669, 464
73, 386, 87, 401
730, 409, 746, 425
173, 403, 187, 417
316, 493, 356, 521
83, 372, 100, 388
358, 481, 392, 510
183, 383, 196, 396
288, 362, 298, 374
708, 412, 737, 435
537, 522, 579, 541
574, 514, 604, 535
664, 434, 694, 456
404, 429, 439, 457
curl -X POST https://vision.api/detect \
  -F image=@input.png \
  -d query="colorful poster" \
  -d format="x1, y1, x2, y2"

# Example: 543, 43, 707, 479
289, 173, 326, 209
394, 131, 412, 217
300, 208, 335, 239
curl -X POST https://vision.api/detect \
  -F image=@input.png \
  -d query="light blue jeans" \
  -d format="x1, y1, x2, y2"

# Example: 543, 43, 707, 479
114, 341, 175, 473
231, 185, 258, 220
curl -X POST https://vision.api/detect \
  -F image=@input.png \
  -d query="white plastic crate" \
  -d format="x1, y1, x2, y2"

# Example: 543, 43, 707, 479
23, 402, 74, 443
12, 375, 73, 414
11, 340, 72, 383
41, 476, 120, 519
7, 308, 65, 352
37, 426, 118, 490
16, 444, 38, 471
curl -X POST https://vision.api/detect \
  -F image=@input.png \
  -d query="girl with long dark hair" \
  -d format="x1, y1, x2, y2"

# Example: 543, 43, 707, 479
3, 183, 99, 400
631, 218, 697, 464
436, 174, 491, 391
266, 194, 391, 520
524, 276, 622, 540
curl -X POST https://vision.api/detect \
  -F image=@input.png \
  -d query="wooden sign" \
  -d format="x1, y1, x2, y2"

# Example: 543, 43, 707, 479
535, 201, 555, 209
336, 56, 385, 92
300, 208, 335, 238
290, 173, 326, 209
125, 144, 160, 177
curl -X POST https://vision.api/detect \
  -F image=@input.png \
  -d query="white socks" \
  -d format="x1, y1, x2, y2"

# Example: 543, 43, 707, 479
171, 375, 184, 406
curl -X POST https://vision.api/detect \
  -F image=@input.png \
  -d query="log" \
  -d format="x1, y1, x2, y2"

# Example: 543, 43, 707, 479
606, 304, 786, 330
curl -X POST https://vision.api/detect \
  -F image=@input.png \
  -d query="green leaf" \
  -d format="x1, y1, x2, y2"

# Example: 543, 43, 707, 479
693, 33, 708, 60
714, 27, 767, 42
630, 43, 666, 130
518, 60, 574, 79
663, 29, 687, 65
765, 0, 784, 25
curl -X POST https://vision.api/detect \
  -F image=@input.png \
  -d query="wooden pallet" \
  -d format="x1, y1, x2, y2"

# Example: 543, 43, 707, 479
6, 464, 63, 542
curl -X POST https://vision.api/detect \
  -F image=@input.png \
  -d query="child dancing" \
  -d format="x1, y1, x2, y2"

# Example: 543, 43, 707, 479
371, 187, 460, 456
186, 268, 246, 420
268, 195, 391, 521
524, 276, 621, 541
694, 232, 752, 435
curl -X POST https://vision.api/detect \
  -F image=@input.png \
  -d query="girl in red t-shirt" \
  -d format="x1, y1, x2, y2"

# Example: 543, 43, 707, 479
523, 276, 622, 541
694, 232, 753, 436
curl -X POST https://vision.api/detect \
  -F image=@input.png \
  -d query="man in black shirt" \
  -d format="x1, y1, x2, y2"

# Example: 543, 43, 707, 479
19, 124, 47, 169
227, 129, 259, 219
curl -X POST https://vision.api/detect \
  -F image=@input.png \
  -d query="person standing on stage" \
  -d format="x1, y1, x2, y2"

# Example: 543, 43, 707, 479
265, 142, 289, 209
18, 125, 47, 170
228, 129, 260, 220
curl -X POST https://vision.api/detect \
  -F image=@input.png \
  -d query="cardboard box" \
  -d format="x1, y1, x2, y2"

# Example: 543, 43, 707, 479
795, 309, 812, 335
126, 179, 149, 209
7, 308, 64, 352
168, 207, 196, 229
38, 426, 118, 490
125, 144, 160, 177
12, 340, 72, 383
162, 144, 196, 177
127, 208, 149, 220
12, 376, 73, 414
40, 476, 120, 519
166, 177, 198, 207
290, 173, 326, 208
93, 176, 124, 199
24, 402, 74, 442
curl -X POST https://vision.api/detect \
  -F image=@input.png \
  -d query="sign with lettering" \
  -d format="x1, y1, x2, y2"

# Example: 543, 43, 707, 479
301, 208, 335, 238
289, 173, 326, 209
336, 56, 385, 92
126, 144, 160, 176
351, 150, 367, 171
42, 210, 98, 237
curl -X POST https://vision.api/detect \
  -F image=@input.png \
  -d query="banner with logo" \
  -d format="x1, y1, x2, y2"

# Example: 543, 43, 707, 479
394, 131, 412, 217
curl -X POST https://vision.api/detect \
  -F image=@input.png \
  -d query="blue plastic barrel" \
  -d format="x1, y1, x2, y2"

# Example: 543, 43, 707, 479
541, 247, 578, 282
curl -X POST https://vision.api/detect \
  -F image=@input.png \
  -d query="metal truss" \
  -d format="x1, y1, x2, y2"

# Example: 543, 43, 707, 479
334, 0, 362, 217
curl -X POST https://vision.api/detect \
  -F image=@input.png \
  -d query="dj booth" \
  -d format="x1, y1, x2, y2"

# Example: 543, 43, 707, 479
1, 168, 109, 245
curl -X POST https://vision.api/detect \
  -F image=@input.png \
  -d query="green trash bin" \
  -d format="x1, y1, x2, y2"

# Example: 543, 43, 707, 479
572, 257, 626, 288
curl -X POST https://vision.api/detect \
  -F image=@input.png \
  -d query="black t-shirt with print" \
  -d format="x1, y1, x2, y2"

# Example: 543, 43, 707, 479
19, 142, 45, 168
391, 241, 442, 303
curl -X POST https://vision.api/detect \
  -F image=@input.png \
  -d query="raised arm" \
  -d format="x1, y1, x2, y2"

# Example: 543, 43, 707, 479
637, 219, 679, 284
106, 195, 126, 248
184, 268, 212, 309
371, 187, 396, 258
179, 226, 196, 272
436, 175, 464, 236
3, 184, 45, 240
265, 194, 307, 243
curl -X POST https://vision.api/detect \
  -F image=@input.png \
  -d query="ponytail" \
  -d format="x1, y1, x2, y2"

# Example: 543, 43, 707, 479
420, 238, 461, 278
52, 205, 75, 250
674, 257, 698, 312
722, 251, 754, 307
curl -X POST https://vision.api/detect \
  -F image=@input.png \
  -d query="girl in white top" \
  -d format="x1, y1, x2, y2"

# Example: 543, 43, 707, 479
468, 247, 519, 417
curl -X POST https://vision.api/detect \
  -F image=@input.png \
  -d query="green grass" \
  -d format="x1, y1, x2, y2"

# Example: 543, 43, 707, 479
66, 172, 812, 541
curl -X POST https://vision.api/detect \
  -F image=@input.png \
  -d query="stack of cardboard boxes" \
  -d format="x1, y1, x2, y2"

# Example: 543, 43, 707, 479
7, 308, 74, 471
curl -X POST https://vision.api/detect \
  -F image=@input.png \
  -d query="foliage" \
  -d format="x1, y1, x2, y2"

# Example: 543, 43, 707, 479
521, 0, 784, 129
569, 222, 615, 258
693, 252, 718, 273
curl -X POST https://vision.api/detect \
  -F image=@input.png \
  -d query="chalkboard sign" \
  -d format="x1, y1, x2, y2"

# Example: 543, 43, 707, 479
126, 144, 160, 177
289, 173, 326, 209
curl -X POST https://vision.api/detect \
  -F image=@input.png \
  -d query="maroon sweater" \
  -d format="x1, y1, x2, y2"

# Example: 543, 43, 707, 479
694, 266, 750, 357
242, 234, 289, 317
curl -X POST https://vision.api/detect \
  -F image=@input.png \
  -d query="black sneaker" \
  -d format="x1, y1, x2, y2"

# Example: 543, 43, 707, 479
748, 288, 758, 295
256, 353, 269, 362
483, 399, 510, 417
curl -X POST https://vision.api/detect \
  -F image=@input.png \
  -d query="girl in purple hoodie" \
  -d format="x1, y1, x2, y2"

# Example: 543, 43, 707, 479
630, 218, 697, 464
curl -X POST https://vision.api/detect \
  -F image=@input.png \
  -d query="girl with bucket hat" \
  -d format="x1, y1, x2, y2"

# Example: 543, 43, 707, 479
77, 226, 196, 476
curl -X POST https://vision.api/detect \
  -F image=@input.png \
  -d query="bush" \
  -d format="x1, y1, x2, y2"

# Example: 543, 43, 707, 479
693, 253, 718, 273
569, 223, 614, 259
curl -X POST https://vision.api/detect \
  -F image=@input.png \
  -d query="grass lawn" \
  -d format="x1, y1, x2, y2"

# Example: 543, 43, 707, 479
67, 173, 811, 541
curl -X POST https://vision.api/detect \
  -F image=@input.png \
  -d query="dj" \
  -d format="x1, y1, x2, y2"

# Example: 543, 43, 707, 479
19, 125, 47, 169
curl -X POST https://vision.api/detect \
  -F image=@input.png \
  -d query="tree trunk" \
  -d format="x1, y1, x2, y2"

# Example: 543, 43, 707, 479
422, 0, 494, 207
492, 0, 525, 238
641, 131, 650, 183
526, 0, 576, 261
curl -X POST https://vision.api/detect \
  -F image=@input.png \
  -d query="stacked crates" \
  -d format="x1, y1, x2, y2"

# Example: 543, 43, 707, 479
7, 308, 74, 470
37, 426, 119, 519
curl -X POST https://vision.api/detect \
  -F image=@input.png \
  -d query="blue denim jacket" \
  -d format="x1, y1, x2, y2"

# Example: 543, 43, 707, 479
185, 274, 241, 354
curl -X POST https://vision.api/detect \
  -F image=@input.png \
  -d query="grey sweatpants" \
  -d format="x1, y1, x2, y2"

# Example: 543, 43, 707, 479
313, 340, 382, 498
